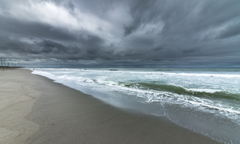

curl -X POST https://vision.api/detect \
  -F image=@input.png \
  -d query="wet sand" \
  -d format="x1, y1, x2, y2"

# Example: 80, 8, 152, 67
0, 68, 220, 144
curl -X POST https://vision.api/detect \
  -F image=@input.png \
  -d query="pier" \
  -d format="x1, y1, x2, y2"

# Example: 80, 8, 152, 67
0, 59, 23, 68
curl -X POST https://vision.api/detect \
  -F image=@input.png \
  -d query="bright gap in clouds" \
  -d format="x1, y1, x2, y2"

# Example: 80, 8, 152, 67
8, 1, 108, 36
5, 0, 128, 45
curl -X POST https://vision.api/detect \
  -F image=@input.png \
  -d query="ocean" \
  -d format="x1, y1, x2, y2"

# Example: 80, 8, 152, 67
32, 68, 240, 143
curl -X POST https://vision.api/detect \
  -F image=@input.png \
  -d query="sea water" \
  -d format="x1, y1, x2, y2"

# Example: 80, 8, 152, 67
32, 68, 240, 143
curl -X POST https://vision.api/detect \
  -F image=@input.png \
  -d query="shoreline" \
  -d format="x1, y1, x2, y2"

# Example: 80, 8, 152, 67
0, 68, 220, 144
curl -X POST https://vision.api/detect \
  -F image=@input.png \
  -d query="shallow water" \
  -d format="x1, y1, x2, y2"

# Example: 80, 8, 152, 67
32, 68, 240, 144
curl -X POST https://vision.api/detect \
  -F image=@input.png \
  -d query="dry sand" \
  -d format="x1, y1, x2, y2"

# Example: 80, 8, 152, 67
0, 68, 220, 144
0, 68, 40, 144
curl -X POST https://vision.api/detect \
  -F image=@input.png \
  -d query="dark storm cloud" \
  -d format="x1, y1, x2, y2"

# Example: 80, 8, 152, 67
0, 36, 29, 54
0, 0, 240, 67
0, 35, 111, 60
0, 16, 77, 41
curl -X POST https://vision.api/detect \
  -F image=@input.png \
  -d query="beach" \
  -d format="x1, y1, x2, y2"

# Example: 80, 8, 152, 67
0, 68, 220, 144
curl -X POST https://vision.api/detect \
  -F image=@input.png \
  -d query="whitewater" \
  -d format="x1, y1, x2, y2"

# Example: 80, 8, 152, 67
32, 68, 240, 144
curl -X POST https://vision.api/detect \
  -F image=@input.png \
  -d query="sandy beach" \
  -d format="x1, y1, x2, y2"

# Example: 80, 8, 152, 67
0, 68, 220, 144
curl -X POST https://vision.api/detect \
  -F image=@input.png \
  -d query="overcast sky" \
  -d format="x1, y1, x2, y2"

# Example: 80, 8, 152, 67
0, 0, 240, 67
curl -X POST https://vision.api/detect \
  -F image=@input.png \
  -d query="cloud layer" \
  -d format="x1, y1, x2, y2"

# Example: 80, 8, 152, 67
0, 0, 240, 67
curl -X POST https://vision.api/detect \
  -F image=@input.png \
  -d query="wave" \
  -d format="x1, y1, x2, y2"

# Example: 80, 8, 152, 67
32, 69, 240, 127
118, 82, 240, 101
109, 69, 118, 71
33, 69, 239, 101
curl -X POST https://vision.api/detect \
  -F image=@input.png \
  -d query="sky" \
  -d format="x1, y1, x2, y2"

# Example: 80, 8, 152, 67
0, 0, 240, 67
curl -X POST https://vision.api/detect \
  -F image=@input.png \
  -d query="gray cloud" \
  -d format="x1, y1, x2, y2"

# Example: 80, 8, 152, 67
218, 22, 240, 39
0, 0, 239, 67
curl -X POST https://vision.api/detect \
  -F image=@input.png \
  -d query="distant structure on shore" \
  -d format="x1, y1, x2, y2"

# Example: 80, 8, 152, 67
0, 59, 23, 68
